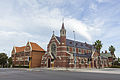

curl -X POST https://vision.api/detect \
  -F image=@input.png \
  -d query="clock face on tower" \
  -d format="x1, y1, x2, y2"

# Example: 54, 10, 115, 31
51, 43, 56, 55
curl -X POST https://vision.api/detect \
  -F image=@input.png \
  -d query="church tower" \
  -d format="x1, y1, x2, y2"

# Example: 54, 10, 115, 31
60, 22, 66, 46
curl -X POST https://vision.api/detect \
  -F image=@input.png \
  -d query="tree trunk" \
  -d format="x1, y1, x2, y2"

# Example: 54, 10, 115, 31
112, 52, 114, 66
98, 50, 101, 69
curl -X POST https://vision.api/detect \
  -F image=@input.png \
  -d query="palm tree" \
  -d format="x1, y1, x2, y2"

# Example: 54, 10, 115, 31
93, 40, 103, 69
109, 45, 116, 66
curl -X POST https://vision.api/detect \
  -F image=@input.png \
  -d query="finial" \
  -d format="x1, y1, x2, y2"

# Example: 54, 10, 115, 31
53, 31, 55, 35
62, 17, 64, 23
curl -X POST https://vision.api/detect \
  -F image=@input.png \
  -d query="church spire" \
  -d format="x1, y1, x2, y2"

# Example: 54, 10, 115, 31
61, 18, 65, 29
60, 18, 66, 37
60, 18, 66, 46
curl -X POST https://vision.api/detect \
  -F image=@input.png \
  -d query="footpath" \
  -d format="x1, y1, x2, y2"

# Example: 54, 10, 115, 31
17, 68, 120, 74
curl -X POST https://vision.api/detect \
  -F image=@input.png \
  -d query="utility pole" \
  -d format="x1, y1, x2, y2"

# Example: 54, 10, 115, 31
73, 31, 76, 69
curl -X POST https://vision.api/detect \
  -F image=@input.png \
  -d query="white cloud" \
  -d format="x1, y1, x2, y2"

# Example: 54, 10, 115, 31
96, 0, 112, 3
0, 0, 102, 55
90, 3, 97, 10
65, 18, 92, 41
0, 0, 120, 57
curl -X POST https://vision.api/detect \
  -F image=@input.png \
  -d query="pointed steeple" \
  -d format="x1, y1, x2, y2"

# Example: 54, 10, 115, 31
62, 22, 65, 29
60, 18, 66, 46
61, 18, 65, 29
60, 19, 66, 37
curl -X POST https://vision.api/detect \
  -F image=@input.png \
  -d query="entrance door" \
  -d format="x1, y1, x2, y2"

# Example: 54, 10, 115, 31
48, 59, 51, 68
94, 60, 96, 68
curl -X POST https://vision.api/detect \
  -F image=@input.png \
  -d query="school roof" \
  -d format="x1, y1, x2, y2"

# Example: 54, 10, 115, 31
14, 42, 45, 53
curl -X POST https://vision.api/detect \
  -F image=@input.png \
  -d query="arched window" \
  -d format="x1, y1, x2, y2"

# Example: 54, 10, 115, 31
79, 48, 81, 53
73, 47, 76, 53
81, 59, 84, 64
51, 43, 57, 55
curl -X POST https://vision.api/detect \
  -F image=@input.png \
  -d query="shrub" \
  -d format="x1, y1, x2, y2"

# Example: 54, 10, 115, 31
110, 65, 120, 68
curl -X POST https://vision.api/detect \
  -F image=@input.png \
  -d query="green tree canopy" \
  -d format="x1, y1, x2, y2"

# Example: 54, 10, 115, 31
109, 45, 115, 55
0, 53, 8, 68
93, 40, 103, 53
8, 57, 12, 67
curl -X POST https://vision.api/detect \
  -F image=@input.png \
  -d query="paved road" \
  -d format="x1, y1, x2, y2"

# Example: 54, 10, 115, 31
0, 68, 120, 80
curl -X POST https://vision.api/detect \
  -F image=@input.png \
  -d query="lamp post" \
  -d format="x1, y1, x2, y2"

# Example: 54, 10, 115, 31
73, 31, 76, 69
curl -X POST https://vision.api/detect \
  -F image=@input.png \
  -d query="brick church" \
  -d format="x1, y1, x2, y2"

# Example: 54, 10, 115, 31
41, 22, 109, 68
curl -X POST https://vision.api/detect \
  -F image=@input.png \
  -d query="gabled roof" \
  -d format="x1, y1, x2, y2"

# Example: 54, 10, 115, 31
15, 46, 25, 53
30, 42, 45, 52
14, 42, 45, 53
56, 36, 93, 50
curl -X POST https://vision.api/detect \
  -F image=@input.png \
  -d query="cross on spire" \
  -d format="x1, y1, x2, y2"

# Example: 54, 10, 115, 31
53, 31, 55, 35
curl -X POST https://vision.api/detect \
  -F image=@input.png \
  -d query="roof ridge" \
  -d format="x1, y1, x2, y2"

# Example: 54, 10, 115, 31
15, 46, 25, 48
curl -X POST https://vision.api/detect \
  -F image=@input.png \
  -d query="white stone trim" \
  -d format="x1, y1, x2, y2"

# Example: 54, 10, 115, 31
70, 54, 73, 59
54, 36, 60, 44
69, 63, 74, 64
14, 46, 16, 53
91, 48, 95, 58
58, 56, 61, 60
29, 42, 32, 52
66, 51, 71, 55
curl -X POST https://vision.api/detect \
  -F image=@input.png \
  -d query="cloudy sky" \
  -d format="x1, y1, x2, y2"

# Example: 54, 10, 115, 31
0, 0, 120, 57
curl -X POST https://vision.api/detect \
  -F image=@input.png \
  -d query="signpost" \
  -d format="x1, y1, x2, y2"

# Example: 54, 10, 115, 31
29, 56, 32, 69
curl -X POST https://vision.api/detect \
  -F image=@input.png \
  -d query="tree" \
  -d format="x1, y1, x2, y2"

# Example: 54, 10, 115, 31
93, 40, 103, 69
118, 57, 120, 62
0, 53, 8, 68
109, 45, 115, 56
109, 45, 116, 66
8, 57, 12, 68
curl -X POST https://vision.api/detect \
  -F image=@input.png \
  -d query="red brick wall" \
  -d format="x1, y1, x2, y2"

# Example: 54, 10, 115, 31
31, 51, 45, 68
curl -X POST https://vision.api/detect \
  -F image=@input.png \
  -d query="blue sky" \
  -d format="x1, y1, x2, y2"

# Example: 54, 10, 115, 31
0, 0, 120, 57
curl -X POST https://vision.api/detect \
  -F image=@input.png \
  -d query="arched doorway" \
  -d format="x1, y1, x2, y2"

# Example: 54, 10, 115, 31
48, 59, 51, 68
